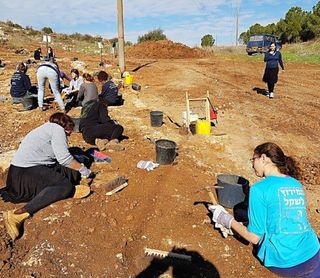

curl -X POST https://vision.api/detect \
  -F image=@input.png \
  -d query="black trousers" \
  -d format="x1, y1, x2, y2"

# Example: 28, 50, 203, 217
267, 82, 275, 93
82, 123, 124, 145
1, 164, 80, 215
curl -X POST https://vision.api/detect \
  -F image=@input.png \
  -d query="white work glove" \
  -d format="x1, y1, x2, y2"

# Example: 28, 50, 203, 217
208, 205, 234, 229
214, 223, 234, 238
79, 164, 92, 178
137, 160, 160, 171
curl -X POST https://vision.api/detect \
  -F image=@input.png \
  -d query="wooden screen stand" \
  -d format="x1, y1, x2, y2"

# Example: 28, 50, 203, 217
185, 91, 211, 132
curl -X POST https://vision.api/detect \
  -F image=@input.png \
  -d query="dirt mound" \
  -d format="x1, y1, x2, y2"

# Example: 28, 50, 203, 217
126, 40, 207, 59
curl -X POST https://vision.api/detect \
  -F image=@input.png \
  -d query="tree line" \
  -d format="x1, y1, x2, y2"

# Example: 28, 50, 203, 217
240, 1, 320, 44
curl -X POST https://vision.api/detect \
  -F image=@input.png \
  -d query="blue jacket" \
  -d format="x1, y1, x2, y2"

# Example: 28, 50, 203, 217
264, 51, 284, 70
10, 71, 32, 98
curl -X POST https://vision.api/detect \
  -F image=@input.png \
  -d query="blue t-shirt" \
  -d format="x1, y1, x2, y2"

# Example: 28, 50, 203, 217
248, 176, 319, 268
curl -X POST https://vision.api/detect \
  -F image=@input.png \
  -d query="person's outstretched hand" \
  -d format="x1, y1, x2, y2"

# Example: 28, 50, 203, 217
208, 204, 234, 229
79, 164, 92, 178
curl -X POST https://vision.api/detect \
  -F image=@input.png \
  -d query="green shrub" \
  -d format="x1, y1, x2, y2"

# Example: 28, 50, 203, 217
138, 28, 167, 43
6, 20, 22, 29
42, 27, 53, 34
201, 34, 215, 47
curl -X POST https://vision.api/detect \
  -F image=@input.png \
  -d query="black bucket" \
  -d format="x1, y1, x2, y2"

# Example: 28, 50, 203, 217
189, 122, 196, 135
21, 96, 37, 110
150, 111, 163, 127
216, 174, 249, 209
155, 139, 177, 165
71, 117, 81, 133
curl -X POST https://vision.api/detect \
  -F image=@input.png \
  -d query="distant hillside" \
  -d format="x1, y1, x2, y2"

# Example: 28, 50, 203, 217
0, 21, 111, 55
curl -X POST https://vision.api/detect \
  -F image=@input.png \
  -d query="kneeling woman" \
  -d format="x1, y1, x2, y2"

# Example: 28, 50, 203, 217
79, 100, 124, 151
1, 113, 92, 241
210, 142, 319, 277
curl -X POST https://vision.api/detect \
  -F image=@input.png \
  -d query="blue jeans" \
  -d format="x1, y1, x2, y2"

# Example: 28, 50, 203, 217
37, 66, 64, 110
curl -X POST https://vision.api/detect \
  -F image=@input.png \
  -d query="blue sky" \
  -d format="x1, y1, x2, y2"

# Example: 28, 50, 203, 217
0, 0, 318, 46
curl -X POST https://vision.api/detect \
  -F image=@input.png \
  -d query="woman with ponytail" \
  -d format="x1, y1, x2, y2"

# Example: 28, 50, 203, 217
209, 142, 319, 277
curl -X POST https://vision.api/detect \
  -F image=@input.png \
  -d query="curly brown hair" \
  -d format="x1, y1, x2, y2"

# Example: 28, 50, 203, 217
49, 112, 74, 130
83, 73, 94, 82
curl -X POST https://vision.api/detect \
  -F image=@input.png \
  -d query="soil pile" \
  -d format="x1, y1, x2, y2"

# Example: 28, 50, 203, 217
126, 40, 207, 59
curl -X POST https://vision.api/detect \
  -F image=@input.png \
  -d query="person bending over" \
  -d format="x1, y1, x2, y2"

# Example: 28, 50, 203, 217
37, 57, 65, 111
0, 113, 92, 241
79, 100, 124, 151
209, 142, 319, 277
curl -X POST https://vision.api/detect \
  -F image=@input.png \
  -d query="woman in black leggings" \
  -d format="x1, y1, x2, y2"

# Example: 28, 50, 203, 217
1, 113, 92, 241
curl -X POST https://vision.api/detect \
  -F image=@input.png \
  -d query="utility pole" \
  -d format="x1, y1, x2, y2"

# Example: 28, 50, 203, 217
235, 0, 240, 46
117, 0, 125, 73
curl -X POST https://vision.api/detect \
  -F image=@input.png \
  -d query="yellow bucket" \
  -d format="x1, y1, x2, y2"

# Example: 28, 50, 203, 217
124, 74, 134, 85
195, 120, 211, 135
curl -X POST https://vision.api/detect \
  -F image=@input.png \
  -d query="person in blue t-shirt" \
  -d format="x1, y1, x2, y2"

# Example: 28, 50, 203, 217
209, 142, 319, 277
262, 43, 284, 99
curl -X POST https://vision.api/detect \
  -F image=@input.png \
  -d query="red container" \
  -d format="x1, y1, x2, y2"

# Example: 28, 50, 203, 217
210, 108, 217, 120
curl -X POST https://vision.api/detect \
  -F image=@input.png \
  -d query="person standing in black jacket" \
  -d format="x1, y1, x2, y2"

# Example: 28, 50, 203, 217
34, 48, 42, 60
262, 43, 284, 99
10, 62, 37, 110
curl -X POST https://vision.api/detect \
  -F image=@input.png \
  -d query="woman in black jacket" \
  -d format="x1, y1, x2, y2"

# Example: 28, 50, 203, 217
79, 100, 124, 151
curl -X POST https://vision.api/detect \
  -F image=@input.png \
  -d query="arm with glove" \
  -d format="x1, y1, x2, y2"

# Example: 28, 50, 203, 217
67, 159, 93, 178
208, 205, 260, 244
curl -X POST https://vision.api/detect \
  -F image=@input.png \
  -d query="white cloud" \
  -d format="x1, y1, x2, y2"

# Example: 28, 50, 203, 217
0, 0, 314, 45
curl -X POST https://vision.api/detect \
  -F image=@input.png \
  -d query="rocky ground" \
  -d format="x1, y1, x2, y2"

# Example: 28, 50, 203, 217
0, 40, 319, 277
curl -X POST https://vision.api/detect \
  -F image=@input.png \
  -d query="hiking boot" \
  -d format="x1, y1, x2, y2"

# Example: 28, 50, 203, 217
106, 140, 125, 152
3, 209, 30, 241
73, 185, 91, 199
269, 92, 274, 99
95, 139, 109, 151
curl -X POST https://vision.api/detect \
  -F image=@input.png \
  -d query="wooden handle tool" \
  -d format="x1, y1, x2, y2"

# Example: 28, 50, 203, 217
208, 191, 218, 205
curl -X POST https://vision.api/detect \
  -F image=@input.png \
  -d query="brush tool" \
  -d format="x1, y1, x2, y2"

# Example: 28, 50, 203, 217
144, 248, 192, 261
104, 176, 128, 196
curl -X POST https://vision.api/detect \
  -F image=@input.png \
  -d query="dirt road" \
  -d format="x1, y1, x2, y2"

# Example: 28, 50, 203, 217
0, 45, 319, 277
